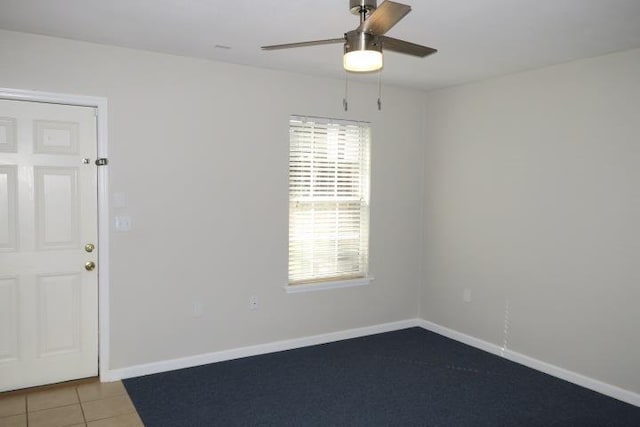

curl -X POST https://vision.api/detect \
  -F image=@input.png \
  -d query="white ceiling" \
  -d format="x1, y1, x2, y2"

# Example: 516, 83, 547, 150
2, 0, 640, 91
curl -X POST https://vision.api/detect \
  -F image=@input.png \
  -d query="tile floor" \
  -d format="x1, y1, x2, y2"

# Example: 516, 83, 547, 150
0, 379, 144, 427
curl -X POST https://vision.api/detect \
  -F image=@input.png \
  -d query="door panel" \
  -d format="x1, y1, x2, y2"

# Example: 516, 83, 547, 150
35, 167, 80, 249
0, 165, 18, 250
0, 117, 17, 152
34, 120, 79, 155
0, 99, 98, 391
0, 276, 19, 363
37, 273, 81, 357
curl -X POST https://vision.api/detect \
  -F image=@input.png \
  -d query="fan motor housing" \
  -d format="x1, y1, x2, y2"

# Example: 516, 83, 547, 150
344, 31, 382, 58
344, 30, 381, 54
349, 0, 377, 15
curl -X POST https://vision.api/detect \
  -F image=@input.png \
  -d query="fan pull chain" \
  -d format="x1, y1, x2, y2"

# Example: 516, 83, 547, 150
343, 72, 349, 111
377, 68, 383, 111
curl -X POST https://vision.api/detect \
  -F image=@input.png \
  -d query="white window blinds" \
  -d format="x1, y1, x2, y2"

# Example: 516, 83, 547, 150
288, 115, 371, 285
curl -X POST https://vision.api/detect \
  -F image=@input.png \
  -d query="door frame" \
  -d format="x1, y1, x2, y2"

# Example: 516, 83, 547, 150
0, 87, 110, 382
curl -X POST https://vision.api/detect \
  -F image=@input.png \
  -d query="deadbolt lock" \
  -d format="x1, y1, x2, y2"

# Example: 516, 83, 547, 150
85, 243, 95, 253
85, 261, 96, 271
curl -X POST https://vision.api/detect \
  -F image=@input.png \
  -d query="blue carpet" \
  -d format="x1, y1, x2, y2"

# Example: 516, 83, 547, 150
124, 328, 640, 426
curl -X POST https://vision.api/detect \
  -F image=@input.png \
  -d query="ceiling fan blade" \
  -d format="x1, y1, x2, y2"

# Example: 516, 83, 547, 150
356, 1, 411, 36
380, 36, 437, 57
261, 38, 345, 50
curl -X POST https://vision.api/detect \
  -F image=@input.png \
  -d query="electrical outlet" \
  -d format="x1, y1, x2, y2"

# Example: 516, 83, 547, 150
249, 296, 259, 310
463, 288, 472, 303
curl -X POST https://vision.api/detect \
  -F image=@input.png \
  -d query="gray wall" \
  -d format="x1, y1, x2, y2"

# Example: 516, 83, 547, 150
2, 28, 638, 396
421, 48, 640, 393
0, 30, 424, 369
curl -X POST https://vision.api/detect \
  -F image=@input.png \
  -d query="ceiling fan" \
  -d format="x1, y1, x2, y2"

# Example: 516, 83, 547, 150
261, 0, 437, 73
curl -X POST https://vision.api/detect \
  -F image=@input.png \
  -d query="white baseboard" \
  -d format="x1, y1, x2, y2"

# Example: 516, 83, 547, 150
103, 319, 420, 382
417, 319, 640, 408
103, 317, 639, 408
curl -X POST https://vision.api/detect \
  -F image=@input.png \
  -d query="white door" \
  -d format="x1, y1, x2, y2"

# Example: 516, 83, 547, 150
0, 99, 98, 391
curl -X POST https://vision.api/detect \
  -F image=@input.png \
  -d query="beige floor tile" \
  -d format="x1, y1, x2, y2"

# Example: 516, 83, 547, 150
0, 395, 26, 417
27, 387, 79, 412
86, 412, 143, 427
81, 396, 136, 422
77, 382, 126, 402
28, 404, 84, 427
0, 413, 27, 427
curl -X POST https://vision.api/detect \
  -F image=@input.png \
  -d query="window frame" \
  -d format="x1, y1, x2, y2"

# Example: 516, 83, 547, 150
285, 115, 373, 293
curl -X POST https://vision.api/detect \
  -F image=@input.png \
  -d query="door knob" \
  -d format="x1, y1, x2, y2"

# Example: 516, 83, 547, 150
85, 243, 95, 253
85, 261, 96, 271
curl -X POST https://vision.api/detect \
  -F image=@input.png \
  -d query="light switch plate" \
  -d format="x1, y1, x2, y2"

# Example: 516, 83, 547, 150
114, 215, 132, 232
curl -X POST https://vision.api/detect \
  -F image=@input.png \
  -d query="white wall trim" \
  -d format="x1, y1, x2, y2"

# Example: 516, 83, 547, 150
0, 87, 111, 384
283, 276, 374, 294
102, 314, 639, 408
417, 319, 640, 407
103, 319, 419, 381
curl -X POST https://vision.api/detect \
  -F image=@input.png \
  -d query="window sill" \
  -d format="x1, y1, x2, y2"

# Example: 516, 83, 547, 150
283, 276, 374, 294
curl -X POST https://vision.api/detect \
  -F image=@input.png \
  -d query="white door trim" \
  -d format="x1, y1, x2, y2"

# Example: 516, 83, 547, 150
0, 87, 110, 382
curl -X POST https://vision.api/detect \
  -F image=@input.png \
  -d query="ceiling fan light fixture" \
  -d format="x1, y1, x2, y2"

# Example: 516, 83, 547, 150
344, 49, 383, 72
262, 1, 437, 74
343, 31, 383, 72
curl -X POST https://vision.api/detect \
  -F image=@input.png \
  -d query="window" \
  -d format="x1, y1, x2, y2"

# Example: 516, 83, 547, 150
288, 115, 371, 289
